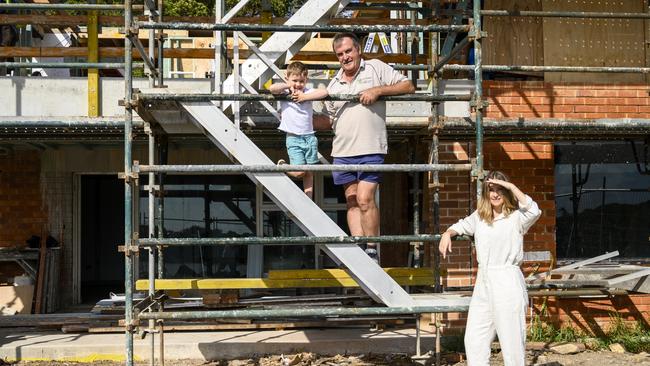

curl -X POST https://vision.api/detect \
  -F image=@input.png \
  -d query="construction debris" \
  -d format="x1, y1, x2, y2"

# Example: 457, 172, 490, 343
549, 342, 586, 355
609, 343, 627, 353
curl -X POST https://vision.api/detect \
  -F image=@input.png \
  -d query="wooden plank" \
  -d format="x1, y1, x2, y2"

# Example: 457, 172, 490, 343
0, 47, 427, 63
135, 275, 436, 291
87, 10, 99, 117
607, 268, 650, 286
44, 249, 61, 313
554, 251, 619, 271
543, 0, 647, 82
527, 251, 619, 282
0, 313, 121, 327
34, 239, 46, 314
552, 266, 642, 275
0, 14, 426, 26
483, 0, 544, 67
88, 319, 407, 333
203, 290, 239, 307
268, 267, 435, 279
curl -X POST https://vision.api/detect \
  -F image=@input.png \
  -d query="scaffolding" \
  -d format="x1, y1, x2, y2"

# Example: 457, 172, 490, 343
1, 1, 650, 366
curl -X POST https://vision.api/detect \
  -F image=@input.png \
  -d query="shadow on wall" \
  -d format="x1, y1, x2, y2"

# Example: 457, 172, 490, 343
532, 294, 650, 337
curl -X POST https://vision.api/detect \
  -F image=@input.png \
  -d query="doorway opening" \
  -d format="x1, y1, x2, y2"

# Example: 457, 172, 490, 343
80, 175, 124, 303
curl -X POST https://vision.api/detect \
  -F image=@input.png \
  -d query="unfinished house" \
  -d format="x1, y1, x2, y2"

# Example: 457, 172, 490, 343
0, 0, 649, 363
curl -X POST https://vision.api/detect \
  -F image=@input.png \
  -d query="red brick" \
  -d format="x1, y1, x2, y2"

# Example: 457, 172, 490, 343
583, 98, 610, 105
594, 90, 619, 97
618, 106, 639, 113
595, 105, 617, 113
550, 105, 575, 113
617, 90, 638, 98
558, 97, 586, 105
575, 105, 598, 113
583, 113, 609, 119
552, 89, 578, 97
576, 89, 598, 97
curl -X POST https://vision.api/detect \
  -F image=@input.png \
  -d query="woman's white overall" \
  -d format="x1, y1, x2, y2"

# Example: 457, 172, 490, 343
449, 195, 541, 366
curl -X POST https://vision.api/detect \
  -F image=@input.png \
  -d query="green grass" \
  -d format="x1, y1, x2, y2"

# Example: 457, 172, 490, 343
528, 312, 650, 353
528, 314, 584, 343
601, 314, 650, 353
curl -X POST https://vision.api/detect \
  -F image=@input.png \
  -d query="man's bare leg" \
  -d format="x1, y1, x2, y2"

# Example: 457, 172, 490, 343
345, 180, 380, 263
356, 180, 380, 237
344, 182, 363, 236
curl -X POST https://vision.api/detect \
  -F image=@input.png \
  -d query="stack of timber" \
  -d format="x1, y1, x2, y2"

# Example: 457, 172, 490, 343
527, 251, 650, 296
34, 247, 61, 314
87, 292, 410, 333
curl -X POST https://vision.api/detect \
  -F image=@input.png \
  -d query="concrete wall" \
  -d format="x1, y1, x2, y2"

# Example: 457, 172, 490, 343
0, 76, 447, 122
0, 77, 213, 117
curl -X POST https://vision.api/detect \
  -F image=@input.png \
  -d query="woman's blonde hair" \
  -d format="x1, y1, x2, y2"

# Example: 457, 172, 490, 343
477, 170, 518, 224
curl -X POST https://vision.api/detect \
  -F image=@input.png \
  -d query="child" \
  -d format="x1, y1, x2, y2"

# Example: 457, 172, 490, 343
269, 61, 328, 199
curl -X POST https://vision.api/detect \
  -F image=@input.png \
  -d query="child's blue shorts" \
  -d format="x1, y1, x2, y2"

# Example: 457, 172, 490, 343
286, 133, 319, 165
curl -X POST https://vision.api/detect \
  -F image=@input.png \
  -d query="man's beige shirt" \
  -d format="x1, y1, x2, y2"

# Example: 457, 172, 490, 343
325, 59, 408, 157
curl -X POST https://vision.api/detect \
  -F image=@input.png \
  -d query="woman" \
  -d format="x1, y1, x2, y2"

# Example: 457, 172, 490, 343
439, 171, 541, 366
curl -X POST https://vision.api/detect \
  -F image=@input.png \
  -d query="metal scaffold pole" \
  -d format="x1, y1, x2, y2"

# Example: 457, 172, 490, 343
143, 2, 157, 364
472, 0, 484, 198
147, 127, 156, 366
124, 0, 135, 364
156, 134, 167, 366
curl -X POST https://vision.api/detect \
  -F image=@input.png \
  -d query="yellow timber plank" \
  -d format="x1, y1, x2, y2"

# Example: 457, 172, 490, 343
87, 10, 99, 117
135, 275, 435, 291
267, 267, 434, 280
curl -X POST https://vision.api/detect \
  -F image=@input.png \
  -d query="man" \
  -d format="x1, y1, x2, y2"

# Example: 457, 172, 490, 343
315, 32, 415, 263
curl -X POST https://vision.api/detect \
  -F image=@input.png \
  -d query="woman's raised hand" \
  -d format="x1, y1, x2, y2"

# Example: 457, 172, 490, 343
486, 178, 514, 190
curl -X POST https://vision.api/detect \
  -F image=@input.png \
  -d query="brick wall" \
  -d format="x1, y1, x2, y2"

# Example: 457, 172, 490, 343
0, 150, 48, 278
484, 81, 650, 119
425, 294, 650, 335
531, 294, 650, 333
428, 140, 555, 288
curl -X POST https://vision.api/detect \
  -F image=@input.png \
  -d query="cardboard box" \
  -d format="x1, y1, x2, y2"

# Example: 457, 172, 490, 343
0, 285, 34, 315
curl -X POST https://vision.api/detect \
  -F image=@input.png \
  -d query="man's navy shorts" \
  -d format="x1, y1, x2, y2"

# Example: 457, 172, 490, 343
332, 154, 385, 186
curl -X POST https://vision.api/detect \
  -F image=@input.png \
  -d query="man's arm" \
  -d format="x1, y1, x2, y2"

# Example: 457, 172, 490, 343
312, 113, 332, 131
358, 80, 415, 105
269, 82, 289, 95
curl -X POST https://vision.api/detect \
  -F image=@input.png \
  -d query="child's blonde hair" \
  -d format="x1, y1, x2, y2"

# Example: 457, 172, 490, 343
286, 61, 308, 78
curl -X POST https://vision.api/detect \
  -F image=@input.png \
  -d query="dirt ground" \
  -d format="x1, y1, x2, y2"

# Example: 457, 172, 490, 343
6, 350, 650, 366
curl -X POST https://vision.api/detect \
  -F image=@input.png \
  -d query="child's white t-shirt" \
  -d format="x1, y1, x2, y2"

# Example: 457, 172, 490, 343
278, 88, 314, 135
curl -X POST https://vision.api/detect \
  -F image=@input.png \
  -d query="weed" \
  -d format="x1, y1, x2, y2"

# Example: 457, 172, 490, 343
601, 313, 650, 353
528, 311, 650, 353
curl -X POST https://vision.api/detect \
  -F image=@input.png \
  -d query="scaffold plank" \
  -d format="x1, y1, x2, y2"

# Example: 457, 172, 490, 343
135, 276, 435, 291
